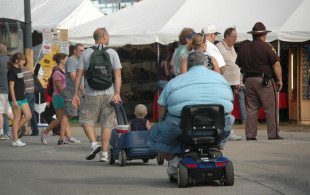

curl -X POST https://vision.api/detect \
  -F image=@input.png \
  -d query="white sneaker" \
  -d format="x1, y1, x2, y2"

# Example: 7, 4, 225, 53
68, 137, 81, 143
11, 139, 26, 147
229, 130, 242, 141
100, 152, 109, 162
0, 134, 5, 140
4, 134, 11, 140
86, 144, 101, 160
40, 130, 48, 145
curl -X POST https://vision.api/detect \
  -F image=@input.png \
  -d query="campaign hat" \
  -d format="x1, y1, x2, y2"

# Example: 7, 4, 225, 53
247, 22, 271, 34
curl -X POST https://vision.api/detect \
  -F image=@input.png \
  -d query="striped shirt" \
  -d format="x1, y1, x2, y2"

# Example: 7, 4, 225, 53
21, 68, 35, 94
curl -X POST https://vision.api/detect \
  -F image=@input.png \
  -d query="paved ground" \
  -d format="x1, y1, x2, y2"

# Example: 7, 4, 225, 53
0, 125, 310, 195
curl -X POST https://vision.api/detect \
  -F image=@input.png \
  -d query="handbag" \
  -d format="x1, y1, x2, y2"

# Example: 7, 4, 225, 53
33, 74, 43, 94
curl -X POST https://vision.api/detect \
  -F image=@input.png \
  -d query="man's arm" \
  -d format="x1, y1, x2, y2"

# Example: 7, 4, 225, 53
70, 72, 84, 91
273, 61, 283, 92
112, 68, 122, 102
158, 104, 167, 121
72, 69, 84, 108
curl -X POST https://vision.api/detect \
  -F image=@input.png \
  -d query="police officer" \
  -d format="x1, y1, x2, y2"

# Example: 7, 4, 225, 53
236, 22, 283, 140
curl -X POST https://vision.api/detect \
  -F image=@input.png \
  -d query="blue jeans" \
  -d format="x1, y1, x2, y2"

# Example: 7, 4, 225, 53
219, 114, 235, 146
25, 93, 39, 135
3, 114, 9, 135
238, 86, 247, 123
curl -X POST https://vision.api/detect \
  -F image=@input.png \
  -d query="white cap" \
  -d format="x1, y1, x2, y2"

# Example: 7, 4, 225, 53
201, 24, 220, 34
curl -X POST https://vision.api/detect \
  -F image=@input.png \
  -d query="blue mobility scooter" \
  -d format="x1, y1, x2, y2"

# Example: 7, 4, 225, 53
109, 102, 164, 166
175, 104, 234, 187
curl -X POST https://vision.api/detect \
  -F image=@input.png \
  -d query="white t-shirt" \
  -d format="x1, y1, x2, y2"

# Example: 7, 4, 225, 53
204, 40, 226, 68
77, 44, 122, 96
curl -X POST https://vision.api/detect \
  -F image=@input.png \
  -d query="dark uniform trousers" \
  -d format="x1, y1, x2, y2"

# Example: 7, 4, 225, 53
244, 77, 280, 138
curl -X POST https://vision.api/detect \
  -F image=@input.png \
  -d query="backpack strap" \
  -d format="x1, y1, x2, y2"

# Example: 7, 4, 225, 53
91, 44, 109, 51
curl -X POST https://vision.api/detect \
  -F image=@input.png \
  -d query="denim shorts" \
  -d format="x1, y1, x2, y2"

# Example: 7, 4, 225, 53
147, 113, 184, 155
52, 95, 64, 110
9, 99, 28, 108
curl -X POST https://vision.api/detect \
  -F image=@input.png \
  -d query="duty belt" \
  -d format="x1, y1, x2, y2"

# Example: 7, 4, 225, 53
246, 73, 269, 78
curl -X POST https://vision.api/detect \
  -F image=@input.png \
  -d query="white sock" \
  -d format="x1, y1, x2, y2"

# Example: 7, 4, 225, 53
102, 152, 108, 155
168, 156, 180, 167
91, 142, 99, 147
0, 129, 3, 135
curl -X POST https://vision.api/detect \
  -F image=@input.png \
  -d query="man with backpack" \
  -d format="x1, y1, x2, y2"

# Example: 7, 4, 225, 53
72, 28, 122, 162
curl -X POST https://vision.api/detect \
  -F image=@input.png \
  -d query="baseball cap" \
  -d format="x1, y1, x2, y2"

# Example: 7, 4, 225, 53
201, 24, 220, 35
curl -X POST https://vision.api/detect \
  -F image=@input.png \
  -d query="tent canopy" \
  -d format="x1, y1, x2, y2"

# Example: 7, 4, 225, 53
69, 0, 310, 47
0, 0, 104, 32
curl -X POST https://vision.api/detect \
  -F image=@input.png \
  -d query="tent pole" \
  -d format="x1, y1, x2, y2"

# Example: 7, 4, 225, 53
277, 40, 280, 124
277, 40, 280, 57
157, 43, 160, 64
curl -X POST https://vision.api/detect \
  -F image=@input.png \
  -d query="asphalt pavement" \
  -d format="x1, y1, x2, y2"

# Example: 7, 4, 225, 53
0, 126, 310, 195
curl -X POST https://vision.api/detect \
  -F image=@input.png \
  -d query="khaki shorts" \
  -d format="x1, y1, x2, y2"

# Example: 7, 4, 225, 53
63, 89, 79, 116
79, 94, 117, 130
0, 93, 12, 114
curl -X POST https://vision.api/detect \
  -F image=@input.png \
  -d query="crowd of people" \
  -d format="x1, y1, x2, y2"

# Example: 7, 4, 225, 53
1, 22, 283, 175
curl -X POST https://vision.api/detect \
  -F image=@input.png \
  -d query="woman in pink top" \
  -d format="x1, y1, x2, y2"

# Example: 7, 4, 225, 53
40, 53, 67, 145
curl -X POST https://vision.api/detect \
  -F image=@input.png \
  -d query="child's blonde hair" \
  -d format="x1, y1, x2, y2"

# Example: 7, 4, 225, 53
134, 104, 147, 118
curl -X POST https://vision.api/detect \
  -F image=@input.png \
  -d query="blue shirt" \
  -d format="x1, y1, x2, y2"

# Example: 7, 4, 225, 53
172, 45, 189, 76
158, 65, 233, 116
65, 55, 84, 90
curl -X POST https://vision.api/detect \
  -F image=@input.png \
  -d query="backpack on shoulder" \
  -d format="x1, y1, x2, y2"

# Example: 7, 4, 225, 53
47, 67, 65, 97
87, 44, 114, 90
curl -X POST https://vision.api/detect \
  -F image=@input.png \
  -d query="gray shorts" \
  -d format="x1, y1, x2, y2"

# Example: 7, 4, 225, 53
79, 94, 117, 130
63, 89, 79, 116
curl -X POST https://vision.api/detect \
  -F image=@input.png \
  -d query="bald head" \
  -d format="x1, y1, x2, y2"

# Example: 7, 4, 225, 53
93, 28, 109, 45
0, 43, 7, 55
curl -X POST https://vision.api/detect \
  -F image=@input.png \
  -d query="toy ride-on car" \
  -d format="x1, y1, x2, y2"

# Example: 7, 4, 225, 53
175, 104, 234, 187
109, 102, 164, 166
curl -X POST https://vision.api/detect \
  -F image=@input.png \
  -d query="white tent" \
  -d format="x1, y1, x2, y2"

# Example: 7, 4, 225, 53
69, 0, 310, 47
0, 0, 104, 32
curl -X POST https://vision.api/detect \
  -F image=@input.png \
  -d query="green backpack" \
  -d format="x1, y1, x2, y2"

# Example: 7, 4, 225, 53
87, 44, 114, 90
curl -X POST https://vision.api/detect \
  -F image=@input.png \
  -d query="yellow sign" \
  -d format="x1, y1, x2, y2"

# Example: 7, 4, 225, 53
39, 54, 54, 72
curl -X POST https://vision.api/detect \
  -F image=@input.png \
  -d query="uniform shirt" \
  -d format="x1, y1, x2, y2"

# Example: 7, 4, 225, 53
204, 40, 226, 68
65, 55, 84, 90
172, 45, 189, 76
7, 66, 25, 101
236, 39, 280, 74
77, 44, 122, 96
216, 41, 240, 86
21, 67, 35, 94
0, 55, 9, 93
158, 65, 233, 116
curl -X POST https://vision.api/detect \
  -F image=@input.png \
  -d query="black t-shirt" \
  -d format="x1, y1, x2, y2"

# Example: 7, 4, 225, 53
7, 65, 25, 101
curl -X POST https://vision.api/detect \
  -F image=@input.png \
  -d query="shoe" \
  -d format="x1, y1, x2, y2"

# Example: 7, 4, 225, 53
3, 134, 11, 140
229, 130, 242, 141
100, 152, 109, 162
68, 137, 81, 143
18, 126, 26, 138
246, 137, 257, 141
40, 130, 48, 145
96, 136, 101, 141
86, 144, 101, 160
57, 138, 70, 145
11, 139, 26, 147
269, 136, 284, 140
0, 134, 5, 140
